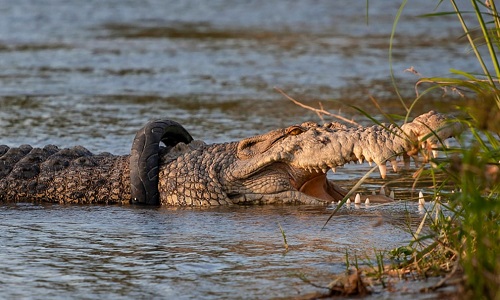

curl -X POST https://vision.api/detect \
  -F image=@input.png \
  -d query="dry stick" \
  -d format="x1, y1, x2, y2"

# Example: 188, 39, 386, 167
274, 87, 360, 126
420, 259, 462, 292
404, 66, 471, 98
415, 79, 467, 98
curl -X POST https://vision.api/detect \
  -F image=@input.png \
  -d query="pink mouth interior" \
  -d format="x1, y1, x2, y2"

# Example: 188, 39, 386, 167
298, 174, 346, 202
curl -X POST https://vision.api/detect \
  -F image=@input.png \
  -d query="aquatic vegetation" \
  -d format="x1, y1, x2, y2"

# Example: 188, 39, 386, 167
278, 222, 289, 252
386, 1, 500, 298
302, 1, 500, 298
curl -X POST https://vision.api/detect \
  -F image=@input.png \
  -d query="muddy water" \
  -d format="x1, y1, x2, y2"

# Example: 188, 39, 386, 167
0, 0, 473, 152
0, 0, 469, 299
1, 203, 431, 299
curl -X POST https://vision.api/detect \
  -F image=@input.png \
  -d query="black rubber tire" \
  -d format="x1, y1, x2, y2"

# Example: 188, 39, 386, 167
130, 120, 193, 205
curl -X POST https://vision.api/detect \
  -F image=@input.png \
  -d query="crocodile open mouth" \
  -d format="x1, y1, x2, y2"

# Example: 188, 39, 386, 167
297, 173, 347, 202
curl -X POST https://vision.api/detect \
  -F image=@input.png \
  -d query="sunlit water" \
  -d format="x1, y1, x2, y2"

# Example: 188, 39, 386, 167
0, 0, 471, 298
0, 0, 475, 152
0, 203, 429, 299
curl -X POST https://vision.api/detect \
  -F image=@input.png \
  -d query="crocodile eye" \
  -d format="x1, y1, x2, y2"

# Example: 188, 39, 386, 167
286, 126, 305, 136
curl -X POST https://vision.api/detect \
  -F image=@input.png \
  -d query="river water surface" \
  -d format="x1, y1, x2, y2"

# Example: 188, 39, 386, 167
0, 0, 473, 299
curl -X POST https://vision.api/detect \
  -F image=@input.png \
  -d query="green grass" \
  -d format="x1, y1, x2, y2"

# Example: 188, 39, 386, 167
278, 222, 289, 252
337, 1, 500, 298
389, 1, 500, 298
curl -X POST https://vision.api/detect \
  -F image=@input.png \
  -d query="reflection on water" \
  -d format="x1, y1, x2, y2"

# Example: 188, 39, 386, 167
0, 203, 424, 299
0, 0, 468, 298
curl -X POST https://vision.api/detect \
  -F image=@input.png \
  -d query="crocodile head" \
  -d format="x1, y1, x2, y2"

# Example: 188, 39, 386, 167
223, 111, 462, 205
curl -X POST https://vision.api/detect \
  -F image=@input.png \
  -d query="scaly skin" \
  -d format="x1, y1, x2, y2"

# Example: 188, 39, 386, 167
0, 111, 461, 205
158, 111, 462, 205
0, 145, 130, 204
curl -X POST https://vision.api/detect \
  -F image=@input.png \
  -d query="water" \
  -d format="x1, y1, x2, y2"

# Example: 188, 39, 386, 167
1, 203, 425, 299
0, 0, 475, 152
0, 0, 470, 298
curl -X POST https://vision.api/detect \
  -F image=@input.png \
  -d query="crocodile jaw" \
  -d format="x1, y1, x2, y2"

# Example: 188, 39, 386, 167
227, 165, 346, 205
298, 174, 345, 202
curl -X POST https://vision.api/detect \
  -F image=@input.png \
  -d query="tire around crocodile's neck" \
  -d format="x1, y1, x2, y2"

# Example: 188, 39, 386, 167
129, 119, 193, 205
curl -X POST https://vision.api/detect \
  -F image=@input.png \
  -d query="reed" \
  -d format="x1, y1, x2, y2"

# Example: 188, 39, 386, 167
329, 1, 499, 298
278, 222, 289, 252
283, 2, 499, 297
387, 1, 500, 298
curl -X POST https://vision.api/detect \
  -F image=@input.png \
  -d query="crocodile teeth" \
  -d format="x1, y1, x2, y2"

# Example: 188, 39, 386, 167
412, 155, 420, 168
358, 158, 363, 164
389, 190, 395, 199
418, 190, 425, 205
354, 193, 361, 204
331, 167, 336, 173
379, 186, 386, 196
435, 193, 441, 202
390, 160, 398, 172
368, 161, 373, 167
321, 167, 328, 173
365, 197, 370, 204
432, 150, 439, 158
346, 198, 351, 204
403, 154, 411, 170
378, 163, 387, 179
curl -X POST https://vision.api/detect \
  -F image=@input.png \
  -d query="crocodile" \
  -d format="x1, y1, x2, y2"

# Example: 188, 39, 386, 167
0, 111, 461, 206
